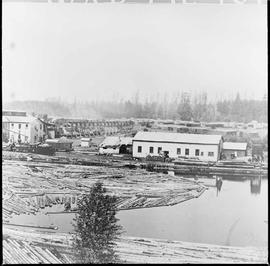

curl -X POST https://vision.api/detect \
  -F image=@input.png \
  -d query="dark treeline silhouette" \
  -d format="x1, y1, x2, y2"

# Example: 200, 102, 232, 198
91, 92, 267, 123
3, 92, 267, 122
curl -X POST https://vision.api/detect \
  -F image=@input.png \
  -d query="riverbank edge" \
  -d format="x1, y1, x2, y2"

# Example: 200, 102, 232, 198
3, 226, 267, 264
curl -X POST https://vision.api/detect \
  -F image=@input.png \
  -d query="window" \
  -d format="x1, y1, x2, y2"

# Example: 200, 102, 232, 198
195, 149, 200, 156
177, 148, 181, 155
18, 124, 21, 129
158, 147, 162, 154
11, 123, 14, 127
26, 124, 29, 128
208, 152, 214, 157
40, 124, 42, 130
185, 148, 189, 155
138, 146, 142, 153
201, 151, 204, 156
149, 147, 154, 154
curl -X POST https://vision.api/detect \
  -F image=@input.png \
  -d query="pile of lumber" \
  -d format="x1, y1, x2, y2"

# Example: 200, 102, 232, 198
3, 190, 38, 223
118, 237, 267, 264
173, 159, 267, 178
2, 151, 138, 169
3, 227, 267, 264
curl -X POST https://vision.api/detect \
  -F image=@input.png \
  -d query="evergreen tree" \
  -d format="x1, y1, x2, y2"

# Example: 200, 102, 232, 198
72, 182, 122, 264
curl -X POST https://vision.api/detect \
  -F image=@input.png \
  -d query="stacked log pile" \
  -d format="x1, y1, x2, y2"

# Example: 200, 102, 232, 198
173, 160, 267, 178
3, 151, 267, 178
117, 237, 267, 264
3, 159, 206, 222
3, 227, 267, 264
2, 151, 138, 168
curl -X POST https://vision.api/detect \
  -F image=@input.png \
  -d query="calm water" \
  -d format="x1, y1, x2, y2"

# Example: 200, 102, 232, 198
118, 177, 268, 247
9, 177, 268, 247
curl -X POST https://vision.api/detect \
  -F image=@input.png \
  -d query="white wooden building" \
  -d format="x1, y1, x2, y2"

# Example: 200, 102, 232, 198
132, 131, 223, 162
80, 138, 92, 147
222, 142, 248, 158
2, 111, 46, 144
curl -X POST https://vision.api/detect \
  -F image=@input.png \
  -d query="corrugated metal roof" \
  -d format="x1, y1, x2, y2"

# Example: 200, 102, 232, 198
133, 131, 222, 145
223, 142, 247, 151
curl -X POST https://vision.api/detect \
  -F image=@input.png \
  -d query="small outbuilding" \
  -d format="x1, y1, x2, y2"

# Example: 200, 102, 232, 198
80, 138, 92, 147
222, 142, 248, 159
99, 136, 133, 155
45, 137, 73, 152
119, 137, 133, 154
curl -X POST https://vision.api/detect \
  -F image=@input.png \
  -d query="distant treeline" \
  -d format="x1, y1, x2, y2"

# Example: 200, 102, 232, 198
3, 93, 267, 122
90, 93, 267, 123
3, 100, 101, 119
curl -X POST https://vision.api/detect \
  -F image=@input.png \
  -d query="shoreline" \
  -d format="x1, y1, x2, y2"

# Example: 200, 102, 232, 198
3, 226, 267, 264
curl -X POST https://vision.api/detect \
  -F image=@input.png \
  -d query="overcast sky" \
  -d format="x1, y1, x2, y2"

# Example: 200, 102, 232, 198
2, 2, 267, 103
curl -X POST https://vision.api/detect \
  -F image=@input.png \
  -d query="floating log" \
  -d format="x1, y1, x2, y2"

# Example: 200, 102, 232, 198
3, 223, 58, 230
3, 158, 207, 222
45, 211, 77, 215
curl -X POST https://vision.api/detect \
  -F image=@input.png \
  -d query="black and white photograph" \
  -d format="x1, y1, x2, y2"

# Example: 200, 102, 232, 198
2, 0, 268, 264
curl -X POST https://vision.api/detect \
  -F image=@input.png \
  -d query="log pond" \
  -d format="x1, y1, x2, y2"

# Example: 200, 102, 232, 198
8, 177, 268, 247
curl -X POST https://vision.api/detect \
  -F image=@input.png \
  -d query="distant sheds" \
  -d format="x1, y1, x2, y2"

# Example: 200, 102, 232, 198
52, 118, 134, 138
132, 131, 224, 162
99, 136, 133, 155
175, 121, 202, 127
45, 137, 73, 152
80, 138, 92, 147
2, 110, 267, 161
204, 122, 226, 129
152, 124, 211, 135
11, 143, 55, 156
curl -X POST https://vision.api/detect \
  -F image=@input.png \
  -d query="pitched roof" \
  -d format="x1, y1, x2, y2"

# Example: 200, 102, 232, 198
81, 138, 91, 142
223, 142, 247, 151
100, 137, 121, 147
2, 115, 37, 124
133, 131, 222, 145
100, 136, 133, 147
120, 137, 133, 145
45, 137, 73, 144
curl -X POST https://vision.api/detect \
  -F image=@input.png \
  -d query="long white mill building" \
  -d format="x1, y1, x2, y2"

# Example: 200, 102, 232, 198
132, 131, 223, 162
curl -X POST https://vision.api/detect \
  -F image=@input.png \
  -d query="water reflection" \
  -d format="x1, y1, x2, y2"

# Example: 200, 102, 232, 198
181, 173, 263, 197
9, 177, 268, 247
118, 178, 268, 247
213, 176, 262, 196
250, 176, 262, 195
